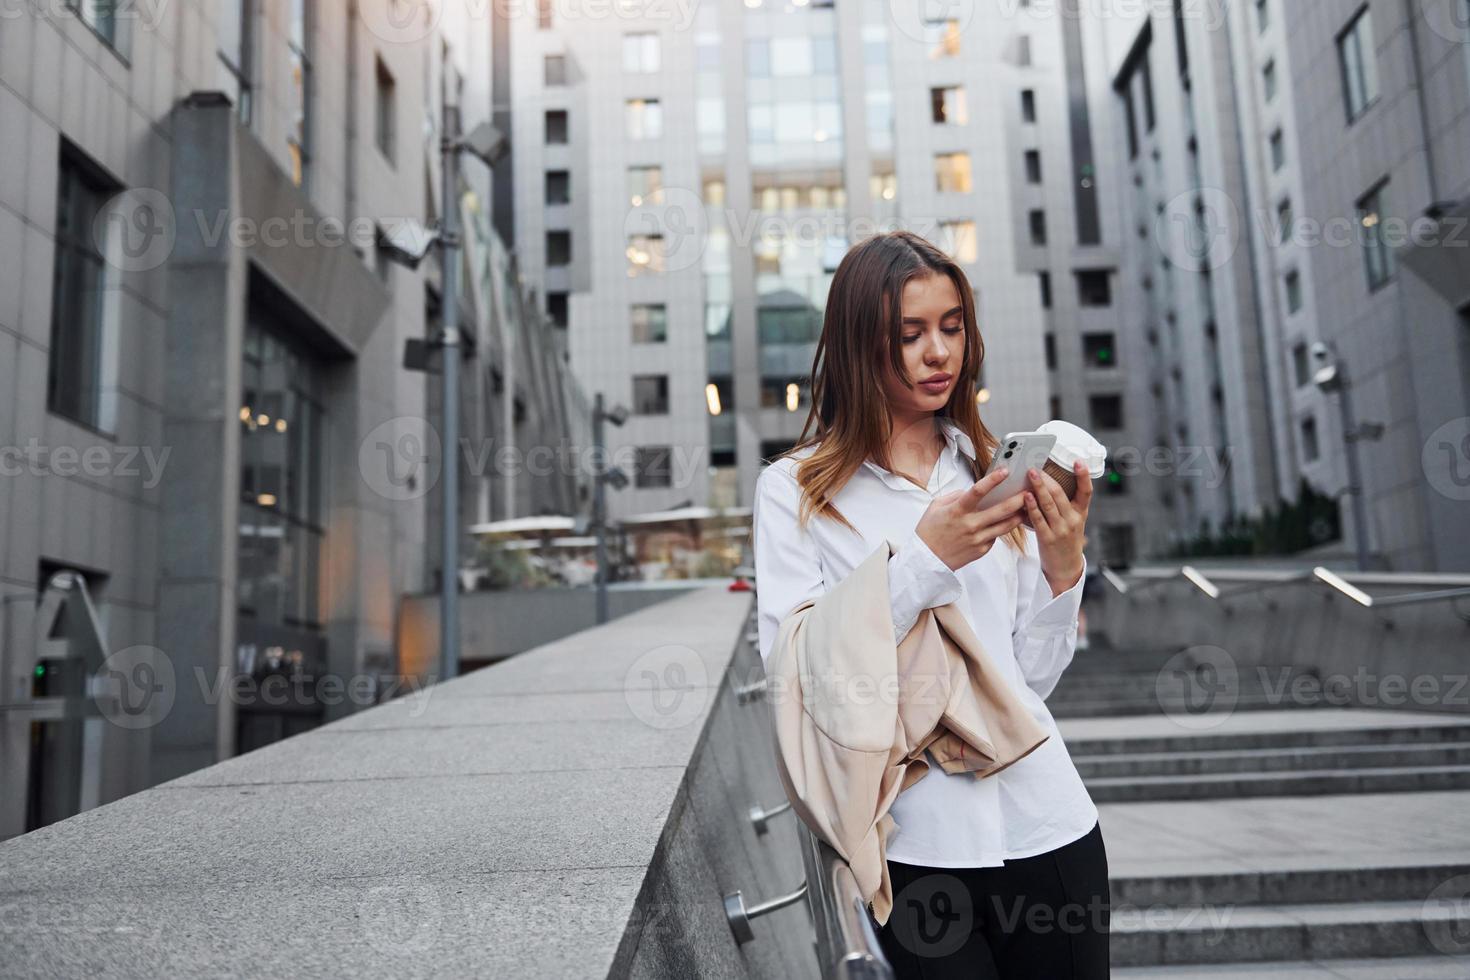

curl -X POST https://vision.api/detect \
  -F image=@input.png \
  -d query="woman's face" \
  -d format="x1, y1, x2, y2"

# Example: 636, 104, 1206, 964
881, 272, 965, 422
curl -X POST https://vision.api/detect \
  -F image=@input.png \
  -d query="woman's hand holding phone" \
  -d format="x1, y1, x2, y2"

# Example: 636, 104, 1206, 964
1024, 462, 1094, 597
915, 467, 1028, 572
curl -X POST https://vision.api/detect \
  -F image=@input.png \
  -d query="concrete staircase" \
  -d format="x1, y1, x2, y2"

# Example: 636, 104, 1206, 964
1056, 644, 1470, 976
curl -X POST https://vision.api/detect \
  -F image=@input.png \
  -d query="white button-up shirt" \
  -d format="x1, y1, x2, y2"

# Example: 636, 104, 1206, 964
752, 417, 1098, 868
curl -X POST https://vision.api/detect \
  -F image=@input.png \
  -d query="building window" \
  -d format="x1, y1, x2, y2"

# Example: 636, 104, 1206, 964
219, 0, 255, 124
1262, 59, 1277, 102
627, 166, 663, 206
1016, 35, 1032, 67
1044, 334, 1057, 371
544, 54, 566, 86
48, 143, 120, 434
631, 303, 668, 343
545, 109, 568, 144
626, 98, 663, 139
1300, 414, 1320, 462
1076, 270, 1112, 307
1269, 128, 1285, 171
1039, 271, 1052, 309
1020, 88, 1036, 123
635, 447, 673, 488
1089, 394, 1124, 431
930, 86, 968, 124
237, 314, 328, 648
937, 220, 978, 263
1277, 198, 1292, 245
1024, 149, 1042, 184
632, 375, 670, 415
1028, 209, 1048, 246
934, 152, 973, 193
287, 0, 312, 189
1291, 341, 1310, 387
1338, 7, 1379, 123
67, 0, 122, 49
1122, 85, 1139, 160
537, 0, 552, 28
546, 230, 571, 266
1255, 0, 1268, 33
624, 32, 661, 73
1101, 524, 1137, 565
924, 18, 961, 58
545, 170, 570, 205
374, 56, 395, 163
1285, 268, 1303, 313
547, 292, 568, 328
1083, 333, 1118, 368
1358, 181, 1393, 291
627, 233, 665, 276
1139, 57, 1156, 132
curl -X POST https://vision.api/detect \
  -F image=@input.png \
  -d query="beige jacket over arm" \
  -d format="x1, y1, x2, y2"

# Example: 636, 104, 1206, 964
765, 539, 1050, 926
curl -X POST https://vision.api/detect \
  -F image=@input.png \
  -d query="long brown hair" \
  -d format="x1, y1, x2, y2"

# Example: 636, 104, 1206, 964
778, 230, 1023, 550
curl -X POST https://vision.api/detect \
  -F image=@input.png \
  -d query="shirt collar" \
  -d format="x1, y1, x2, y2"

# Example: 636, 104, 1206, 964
860, 417, 978, 492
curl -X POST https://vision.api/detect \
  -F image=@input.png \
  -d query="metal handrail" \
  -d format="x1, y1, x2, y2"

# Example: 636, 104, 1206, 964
797, 823, 894, 980
1100, 562, 1470, 617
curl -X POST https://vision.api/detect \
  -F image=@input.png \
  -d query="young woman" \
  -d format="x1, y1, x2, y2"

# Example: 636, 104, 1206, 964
752, 231, 1110, 979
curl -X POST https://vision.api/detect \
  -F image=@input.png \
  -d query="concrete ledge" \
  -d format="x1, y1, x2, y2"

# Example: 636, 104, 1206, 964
0, 586, 817, 978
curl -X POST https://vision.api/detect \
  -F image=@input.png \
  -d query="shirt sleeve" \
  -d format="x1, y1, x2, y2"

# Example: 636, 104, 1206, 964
1011, 529, 1087, 700
752, 465, 963, 664
752, 466, 828, 666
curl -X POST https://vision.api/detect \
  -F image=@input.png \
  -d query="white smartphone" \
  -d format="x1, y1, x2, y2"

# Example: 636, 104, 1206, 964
974, 432, 1058, 513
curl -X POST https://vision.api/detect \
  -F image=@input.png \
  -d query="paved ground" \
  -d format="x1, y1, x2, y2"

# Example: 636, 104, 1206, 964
1095, 789, 1470, 878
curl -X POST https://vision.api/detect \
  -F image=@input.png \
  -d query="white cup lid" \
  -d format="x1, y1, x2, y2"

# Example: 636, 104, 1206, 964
1037, 419, 1107, 477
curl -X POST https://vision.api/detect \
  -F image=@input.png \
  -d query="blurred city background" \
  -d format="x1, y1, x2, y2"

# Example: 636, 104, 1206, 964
2, 0, 1470, 975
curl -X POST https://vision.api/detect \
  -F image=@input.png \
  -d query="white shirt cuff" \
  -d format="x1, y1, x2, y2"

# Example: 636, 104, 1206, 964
887, 532, 964, 643
1023, 555, 1087, 637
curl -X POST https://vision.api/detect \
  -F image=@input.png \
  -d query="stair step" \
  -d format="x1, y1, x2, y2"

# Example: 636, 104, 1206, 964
1051, 696, 1329, 719
1075, 741, 1470, 778
1065, 722, 1470, 756
1114, 953, 1470, 978
1086, 764, 1470, 802
1112, 862, 1470, 908
1111, 897, 1470, 967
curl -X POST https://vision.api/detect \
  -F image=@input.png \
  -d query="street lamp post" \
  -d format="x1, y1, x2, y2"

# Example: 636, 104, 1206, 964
386, 105, 507, 683
439, 105, 464, 684
592, 393, 629, 624
1311, 342, 1383, 572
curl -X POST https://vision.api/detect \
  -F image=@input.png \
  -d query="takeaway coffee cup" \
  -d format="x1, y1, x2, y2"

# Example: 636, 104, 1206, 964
1036, 420, 1107, 499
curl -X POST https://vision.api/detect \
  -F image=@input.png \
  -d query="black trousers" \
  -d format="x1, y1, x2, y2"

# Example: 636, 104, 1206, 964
875, 820, 1111, 979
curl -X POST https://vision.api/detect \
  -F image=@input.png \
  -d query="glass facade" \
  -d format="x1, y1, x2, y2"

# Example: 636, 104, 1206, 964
237, 317, 327, 636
